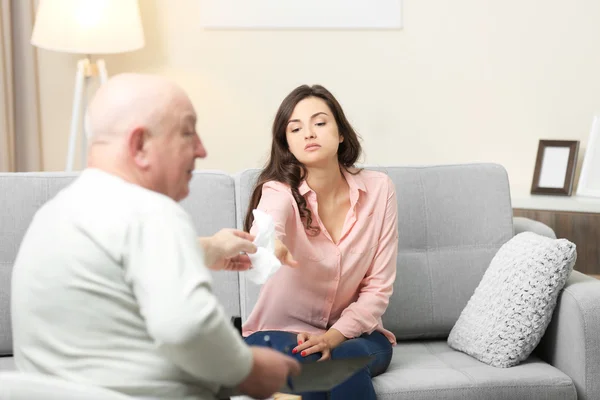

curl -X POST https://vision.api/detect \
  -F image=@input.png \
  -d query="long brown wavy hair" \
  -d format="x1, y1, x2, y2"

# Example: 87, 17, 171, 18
244, 84, 363, 234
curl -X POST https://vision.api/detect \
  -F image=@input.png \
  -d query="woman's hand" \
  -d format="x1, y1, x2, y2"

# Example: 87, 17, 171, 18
293, 329, 347, 361
274, 239, 299, 268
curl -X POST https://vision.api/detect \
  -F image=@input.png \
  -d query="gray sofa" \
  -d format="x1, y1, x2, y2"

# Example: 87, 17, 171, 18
1, 164, 599, 400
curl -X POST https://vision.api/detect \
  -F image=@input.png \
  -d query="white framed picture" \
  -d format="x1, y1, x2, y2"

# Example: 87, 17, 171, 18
576, 116, 600, 198
199, 0, 403, 29
531, 140, 579, 196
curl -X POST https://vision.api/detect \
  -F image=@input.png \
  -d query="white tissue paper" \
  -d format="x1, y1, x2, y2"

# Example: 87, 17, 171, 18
245, 209, 282, 284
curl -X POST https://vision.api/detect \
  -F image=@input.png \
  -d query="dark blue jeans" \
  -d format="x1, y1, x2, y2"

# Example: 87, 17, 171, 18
244, 331, 392, 400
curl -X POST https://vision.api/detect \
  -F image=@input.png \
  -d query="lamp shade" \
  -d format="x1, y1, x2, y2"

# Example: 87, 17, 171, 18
31, 0, 145, 54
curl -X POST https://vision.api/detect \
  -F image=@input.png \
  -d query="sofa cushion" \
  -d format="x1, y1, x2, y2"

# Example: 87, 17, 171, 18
373, 341, 575, 400
235, 164, 514, 339
0, 173, 77, 356
448, 232, 576, 368
0, 356, 15, 371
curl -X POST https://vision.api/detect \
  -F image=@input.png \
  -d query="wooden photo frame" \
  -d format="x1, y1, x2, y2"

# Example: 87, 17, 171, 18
531, 140, 579, 196
576, 116, 600, 198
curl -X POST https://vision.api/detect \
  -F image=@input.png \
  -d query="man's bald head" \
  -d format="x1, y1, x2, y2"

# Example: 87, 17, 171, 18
86, 73, 192, 142
86, 73, 206, 202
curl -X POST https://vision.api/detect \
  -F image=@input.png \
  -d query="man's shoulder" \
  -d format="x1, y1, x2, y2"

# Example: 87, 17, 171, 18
129, 188, 187, 219
43, 170, 190, 225
117, 188, 193, 230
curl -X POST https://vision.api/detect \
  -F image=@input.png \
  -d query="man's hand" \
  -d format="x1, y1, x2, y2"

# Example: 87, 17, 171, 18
238, 347, 301, 399
293, 329, 348, 361
199, 229, 257, 271
274, 239, 299, 268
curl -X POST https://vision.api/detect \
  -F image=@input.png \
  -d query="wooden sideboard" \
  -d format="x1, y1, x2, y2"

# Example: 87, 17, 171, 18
512, 192, 600, 276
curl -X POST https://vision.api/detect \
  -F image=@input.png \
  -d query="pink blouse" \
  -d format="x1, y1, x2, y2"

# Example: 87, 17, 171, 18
242, 169, 398, 344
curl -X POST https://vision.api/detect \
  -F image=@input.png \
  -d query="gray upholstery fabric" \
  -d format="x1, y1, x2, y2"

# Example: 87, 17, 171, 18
234, 169, 262, 321
513, 216, 557, 239
180, 171, 241, 318
0, 372, 134, 399
0, 173, 77, 356
536, 271, 600, 400
448, 232, 576, 368
373, 341, 576, 400
381, 164, 514, 339
0, 262, 11, 355
0, 356, 15, 371
235, 164, 514, 338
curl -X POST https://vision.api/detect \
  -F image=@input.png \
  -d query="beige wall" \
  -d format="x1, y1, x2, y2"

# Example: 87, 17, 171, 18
36, 0, 600, 193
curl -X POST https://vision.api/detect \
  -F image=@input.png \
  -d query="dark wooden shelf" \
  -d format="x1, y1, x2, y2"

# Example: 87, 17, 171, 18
514, 208, 600, 275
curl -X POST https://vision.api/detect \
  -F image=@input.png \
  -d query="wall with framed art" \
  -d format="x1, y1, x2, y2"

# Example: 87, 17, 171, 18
518, 122, 600, 278
198, 0, 403, 29
529, 116, 600, 199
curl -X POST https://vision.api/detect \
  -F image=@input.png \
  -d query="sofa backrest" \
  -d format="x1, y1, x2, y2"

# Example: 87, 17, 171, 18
0, 171, 240, 358
0, 163, 514, 358
179, 171, 241, 318
0, 173, 78, 356
235, 164, 514, 340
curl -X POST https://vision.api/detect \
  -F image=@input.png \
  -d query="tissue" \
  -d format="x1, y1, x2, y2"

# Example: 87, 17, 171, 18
246, 209, 282, 284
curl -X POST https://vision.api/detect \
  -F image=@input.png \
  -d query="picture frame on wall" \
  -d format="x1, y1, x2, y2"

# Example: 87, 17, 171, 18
576, 116, 600, 198
531, 140, 579, 196
199, 0, 403, 29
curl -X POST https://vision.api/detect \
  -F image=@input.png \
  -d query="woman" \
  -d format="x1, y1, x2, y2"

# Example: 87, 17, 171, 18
243, 84, 398, 400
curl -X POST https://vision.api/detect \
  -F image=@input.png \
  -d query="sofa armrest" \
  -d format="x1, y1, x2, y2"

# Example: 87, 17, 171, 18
536, 271, 600, 400
513, 216, 556, 238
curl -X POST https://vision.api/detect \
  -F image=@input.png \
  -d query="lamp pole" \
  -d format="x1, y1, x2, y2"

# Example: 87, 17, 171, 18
65, 55, 108, 171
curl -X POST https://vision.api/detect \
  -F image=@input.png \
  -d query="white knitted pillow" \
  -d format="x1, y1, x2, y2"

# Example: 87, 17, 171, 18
448, 232, 576, 368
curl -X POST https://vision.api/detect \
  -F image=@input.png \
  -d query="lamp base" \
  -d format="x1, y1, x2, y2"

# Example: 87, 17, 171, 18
66, 57, 108, 172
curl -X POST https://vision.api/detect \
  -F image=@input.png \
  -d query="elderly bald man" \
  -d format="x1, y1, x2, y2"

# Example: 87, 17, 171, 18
10, 73, 300, 400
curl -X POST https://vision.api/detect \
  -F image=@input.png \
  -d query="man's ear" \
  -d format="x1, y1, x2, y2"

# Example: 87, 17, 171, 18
129, 127, 151, 169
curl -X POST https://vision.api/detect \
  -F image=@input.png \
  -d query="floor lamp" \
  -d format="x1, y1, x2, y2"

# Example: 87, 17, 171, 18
30, 0, 145, 171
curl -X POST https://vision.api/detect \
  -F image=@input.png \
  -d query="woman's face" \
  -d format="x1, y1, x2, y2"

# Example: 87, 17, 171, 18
285, 97, 343, 168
